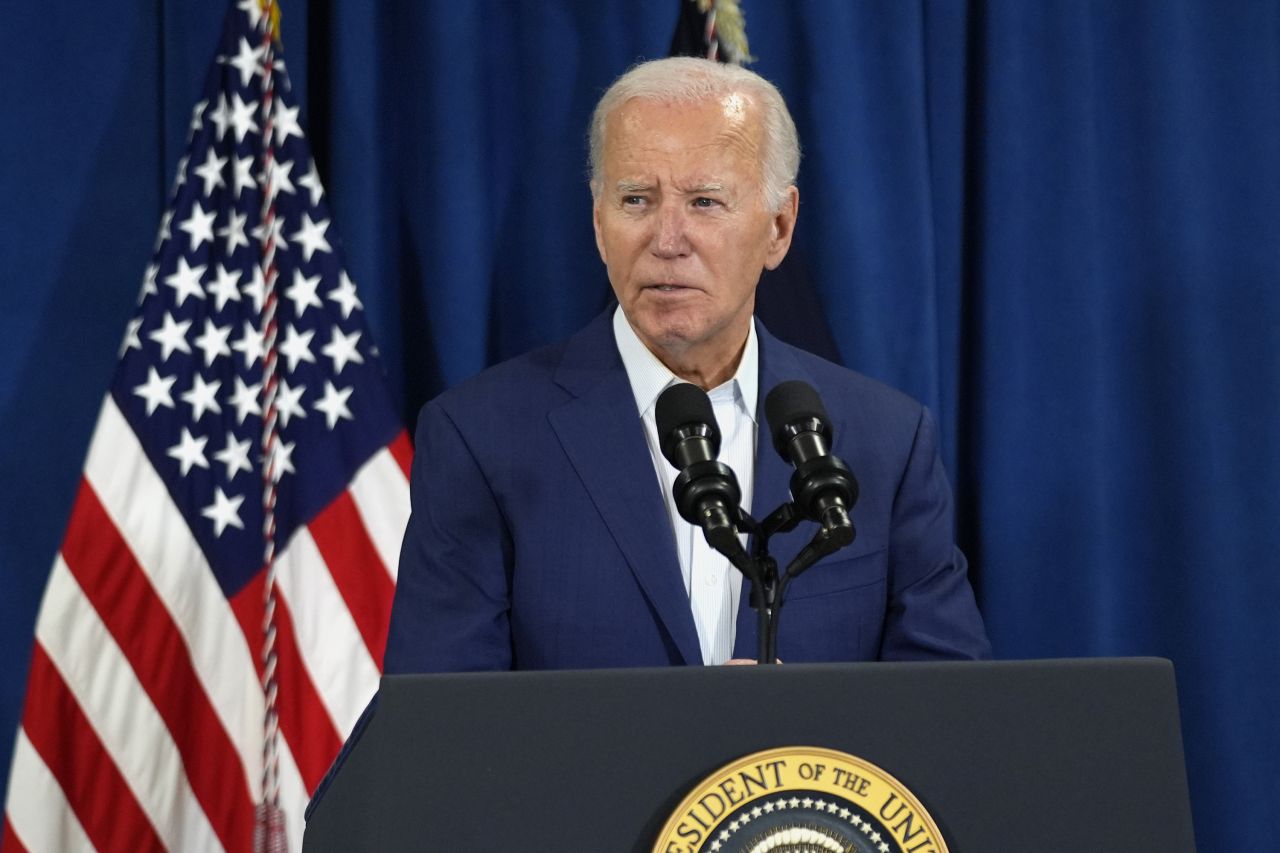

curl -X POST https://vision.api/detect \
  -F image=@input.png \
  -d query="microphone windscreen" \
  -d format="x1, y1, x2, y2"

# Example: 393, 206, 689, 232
764, 380, 829, 456
656, 382, 719, 464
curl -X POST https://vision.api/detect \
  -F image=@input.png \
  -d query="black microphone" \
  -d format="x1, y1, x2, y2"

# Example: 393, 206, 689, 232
655, 383, 746, 559
764, 380, 858, 547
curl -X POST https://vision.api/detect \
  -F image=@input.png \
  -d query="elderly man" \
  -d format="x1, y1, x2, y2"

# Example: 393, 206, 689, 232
383, 57, 990, 672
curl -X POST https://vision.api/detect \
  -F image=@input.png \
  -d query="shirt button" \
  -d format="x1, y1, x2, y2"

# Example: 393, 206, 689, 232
705, 573, 717, 587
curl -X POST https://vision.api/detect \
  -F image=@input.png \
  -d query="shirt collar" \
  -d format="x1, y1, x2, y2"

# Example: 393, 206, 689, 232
612, 305, 758, 422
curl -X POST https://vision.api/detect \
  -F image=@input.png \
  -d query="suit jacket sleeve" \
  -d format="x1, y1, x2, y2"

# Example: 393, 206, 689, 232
383, 399, 514, 672
879, 405, 992, 660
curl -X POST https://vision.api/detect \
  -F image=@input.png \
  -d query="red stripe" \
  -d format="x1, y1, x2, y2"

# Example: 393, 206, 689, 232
308, 489, 396, 664
2, 815, 30, 853
231, 571, 343, 794
61, 480, 254, 851
388, 429, 413, 478
20, 643, 165, 852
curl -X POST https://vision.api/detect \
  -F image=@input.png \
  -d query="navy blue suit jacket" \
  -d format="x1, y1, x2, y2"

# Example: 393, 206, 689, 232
383, 310, 990, 671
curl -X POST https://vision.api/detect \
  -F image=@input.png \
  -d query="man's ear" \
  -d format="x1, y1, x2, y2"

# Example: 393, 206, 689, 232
764, 185, 799, 271
592, 196, 608, 264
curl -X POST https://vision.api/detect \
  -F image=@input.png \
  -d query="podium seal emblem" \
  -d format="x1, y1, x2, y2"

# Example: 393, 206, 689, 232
652, 746, 948, 853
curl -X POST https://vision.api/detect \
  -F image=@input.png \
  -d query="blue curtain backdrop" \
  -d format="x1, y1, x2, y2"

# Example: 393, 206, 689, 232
2, 1, 1276, 848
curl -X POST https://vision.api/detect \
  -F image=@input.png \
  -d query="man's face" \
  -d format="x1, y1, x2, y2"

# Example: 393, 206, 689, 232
593, 94, 797, 374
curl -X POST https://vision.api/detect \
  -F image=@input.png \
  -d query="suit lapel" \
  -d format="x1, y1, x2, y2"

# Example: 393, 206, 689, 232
548, 312, 703, 665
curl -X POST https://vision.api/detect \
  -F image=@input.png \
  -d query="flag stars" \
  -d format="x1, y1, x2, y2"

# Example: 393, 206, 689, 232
238, 0, 264, 29
193, 148, 227, 197
164, 257, 207, 307
181, 373, 223, 421
274, 101, 303, 147
291, 213, 331, 263
279, 324, 317, 372
133, 368, 176, 416
218, 211, 250, 256
202, 487, 245, 537
226, 37, 265, 88
328, 272, 363, 319
179, 201, 217, 250
206, 264, 243, 311
155, 209, 174, 248
297, 159, 323, 207
229, 376, 263, 424
274, 377, 307, 427
251, 214, 288, 252
120, 317, 143, 356
242, 265, 267, 314
266, 158, 295, 196
209, 92, 232, 140
322, 326, 364, 374
232, 319, 265, 368
189, 98, 208, 135
232, 155, 255, 198
314, 381, 354, 429
148, 312, 193, 361
265, 438, 296, 483
285, 269, 323, 317
140, 262, 159, 299
167, 428, 210, 476
193, 318, 232, 366
214, 430, 253, 480
229, 93, 259, 143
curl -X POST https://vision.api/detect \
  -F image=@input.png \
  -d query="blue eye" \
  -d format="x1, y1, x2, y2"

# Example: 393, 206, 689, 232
693, 197, 719, 208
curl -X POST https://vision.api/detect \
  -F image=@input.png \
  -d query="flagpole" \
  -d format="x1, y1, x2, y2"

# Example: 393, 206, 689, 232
254, 0, 287, 849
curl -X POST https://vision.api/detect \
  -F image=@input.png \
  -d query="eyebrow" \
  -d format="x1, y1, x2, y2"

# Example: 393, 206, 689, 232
612, 181, 727, 194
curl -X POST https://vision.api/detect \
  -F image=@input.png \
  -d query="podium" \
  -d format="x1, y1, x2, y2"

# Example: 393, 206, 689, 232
303, 658, 1195, 851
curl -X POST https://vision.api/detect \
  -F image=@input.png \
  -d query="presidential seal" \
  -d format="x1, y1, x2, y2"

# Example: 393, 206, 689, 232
652, 747, 948, 853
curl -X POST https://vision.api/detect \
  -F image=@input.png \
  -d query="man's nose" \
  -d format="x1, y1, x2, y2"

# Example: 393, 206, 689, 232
651, 203, 691, 258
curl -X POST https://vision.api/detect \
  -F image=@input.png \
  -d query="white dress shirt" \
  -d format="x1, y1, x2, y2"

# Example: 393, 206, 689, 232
612, 307, 758, 665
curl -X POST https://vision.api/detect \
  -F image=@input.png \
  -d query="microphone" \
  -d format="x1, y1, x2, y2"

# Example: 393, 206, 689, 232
764, 380, 858, 548
655, 383, 746, 559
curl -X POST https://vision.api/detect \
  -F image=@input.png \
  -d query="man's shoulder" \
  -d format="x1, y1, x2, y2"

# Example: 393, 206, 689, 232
423, 310, 615, 421
764, 333, 924, 427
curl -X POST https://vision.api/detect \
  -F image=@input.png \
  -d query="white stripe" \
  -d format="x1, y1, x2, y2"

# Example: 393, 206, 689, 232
347, 446, 410, 582
84, 397, 264, 802
276, 733, 308, 853
36, 558, 222, 852
83, 397, 311, 821
5, 728, 95, 853
276, 527, 382, 737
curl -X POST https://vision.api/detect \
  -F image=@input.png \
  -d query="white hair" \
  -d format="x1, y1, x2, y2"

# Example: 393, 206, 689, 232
588, 57, 800, 213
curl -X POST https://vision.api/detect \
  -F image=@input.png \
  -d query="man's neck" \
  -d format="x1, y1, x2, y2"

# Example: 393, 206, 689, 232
647, 329, 751, 391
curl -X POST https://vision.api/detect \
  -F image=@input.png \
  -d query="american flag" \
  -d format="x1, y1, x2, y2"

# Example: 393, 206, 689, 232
2, 1, 409, 850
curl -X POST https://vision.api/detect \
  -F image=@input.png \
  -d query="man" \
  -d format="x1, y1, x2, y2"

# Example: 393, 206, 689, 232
383, 57, 990, 672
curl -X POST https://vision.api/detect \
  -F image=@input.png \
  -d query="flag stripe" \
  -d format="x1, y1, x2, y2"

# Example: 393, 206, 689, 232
308, 489, 395, 662
348, 443, 411, 584
1, 817, 29, 853
4, 729, 92, 853
85, 398, 265, 797
35, 558, 223, 852
275, 733, 308, 851
230, 572, 343, 794
278, 527, 382, 736
61, 480, 254, 850
20, 643, 166, 852
388, 429, 413, 479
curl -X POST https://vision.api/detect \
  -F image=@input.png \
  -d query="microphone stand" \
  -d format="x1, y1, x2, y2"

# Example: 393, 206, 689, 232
720, 502, 853, 665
